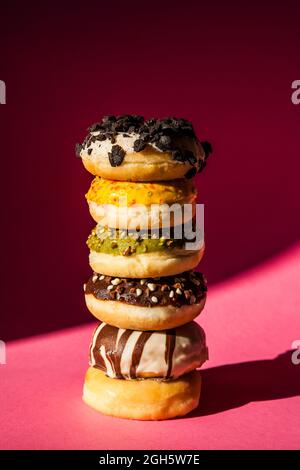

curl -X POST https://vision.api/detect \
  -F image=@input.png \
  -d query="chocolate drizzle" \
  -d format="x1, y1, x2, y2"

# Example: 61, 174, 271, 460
130, 331, 152, 378
165, 329, 176, 379
91, 324, 118, 372
113, 329, 133, 378
91, 324, 133, 378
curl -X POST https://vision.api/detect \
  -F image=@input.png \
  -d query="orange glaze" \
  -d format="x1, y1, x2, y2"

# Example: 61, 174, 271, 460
86, 177, 197, 206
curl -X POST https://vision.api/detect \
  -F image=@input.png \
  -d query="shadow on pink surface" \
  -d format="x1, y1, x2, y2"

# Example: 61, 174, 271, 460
191, 351, 300, 417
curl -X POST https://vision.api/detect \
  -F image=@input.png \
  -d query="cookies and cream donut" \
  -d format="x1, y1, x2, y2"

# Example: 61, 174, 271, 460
84, 271, 207, 330
76, 115, 212, 182
85, 177, 196, 229
87, 225, 205, 278
83, 321, 208, 419
88, 321, 208, 380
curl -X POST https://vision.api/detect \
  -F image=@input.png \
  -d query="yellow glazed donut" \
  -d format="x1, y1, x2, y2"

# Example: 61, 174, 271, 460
85, 178, 197, 229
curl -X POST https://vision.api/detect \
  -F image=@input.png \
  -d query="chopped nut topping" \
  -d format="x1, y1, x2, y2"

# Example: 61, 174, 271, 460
169, 290, 174, 298
184, 290, 191, 300
111, 278, 121, 286
147, 283, 156, 292
107, 285, 114, 291
136, 288, 142, 297
151, 296, 158, 303
176, 288, 183, 295
174, 282, 182, 289
123, 246, 132, 256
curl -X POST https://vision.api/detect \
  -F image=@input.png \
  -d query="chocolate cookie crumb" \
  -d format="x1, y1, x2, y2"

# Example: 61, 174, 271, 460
75, 143, 82, 157
185, 150, 197, 165
108, 145, 126, 167
172, 149, 184, 162
185, 168, 197, 179
201, 141, 213, 158
133, 139, 147, 152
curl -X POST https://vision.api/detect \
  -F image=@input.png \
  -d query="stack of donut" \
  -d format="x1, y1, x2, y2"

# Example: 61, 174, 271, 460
76, 115, 212, 420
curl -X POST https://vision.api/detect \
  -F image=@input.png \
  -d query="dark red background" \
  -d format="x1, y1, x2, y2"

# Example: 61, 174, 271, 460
1, 1, 299, 340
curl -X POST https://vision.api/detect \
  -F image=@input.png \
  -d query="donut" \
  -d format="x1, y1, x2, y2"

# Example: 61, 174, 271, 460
84, 271, 207, 330
88, 321, 208, 379
76, 115, 212, 182
85, 177, 196, 229
83, 321, 207, 419
83, 367, 201, 420
87, 224, 204, 278
89, 249, 204, 278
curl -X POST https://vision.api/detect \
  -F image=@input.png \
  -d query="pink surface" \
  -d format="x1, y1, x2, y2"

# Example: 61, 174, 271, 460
1, 245, 300, 450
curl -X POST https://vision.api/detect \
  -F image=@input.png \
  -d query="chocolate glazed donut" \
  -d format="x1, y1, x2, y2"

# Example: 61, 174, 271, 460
84, 271, 207, 330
